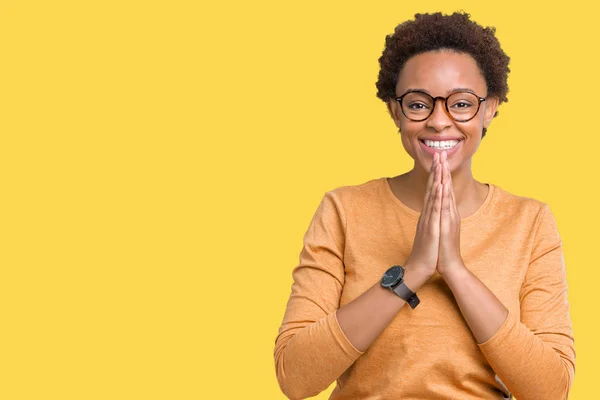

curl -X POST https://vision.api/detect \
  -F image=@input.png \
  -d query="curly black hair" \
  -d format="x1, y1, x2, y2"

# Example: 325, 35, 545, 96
375, 11, 510, 139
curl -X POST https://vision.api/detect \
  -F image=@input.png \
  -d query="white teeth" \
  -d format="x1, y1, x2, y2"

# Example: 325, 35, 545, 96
423, 139, 460, 149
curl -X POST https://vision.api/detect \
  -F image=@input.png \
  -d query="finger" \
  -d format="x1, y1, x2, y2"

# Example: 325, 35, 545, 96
422, 152, 438, 211
441, 182, 452, 235
441, 152, 447, 186
425, 161, 441, 224
429, 172, 443, 232
445, 159, 452, 194
421, 153, 439, 224
427, 152, 439, 195
442, 169, 451, 216
440, 158, 451, 201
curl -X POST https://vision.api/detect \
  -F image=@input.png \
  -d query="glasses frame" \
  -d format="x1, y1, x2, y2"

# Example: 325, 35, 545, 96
395, 90, 487, 123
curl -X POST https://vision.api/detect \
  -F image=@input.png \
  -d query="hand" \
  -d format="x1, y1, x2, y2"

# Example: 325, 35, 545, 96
436, 151, 465, 276
404, 152, 443, 278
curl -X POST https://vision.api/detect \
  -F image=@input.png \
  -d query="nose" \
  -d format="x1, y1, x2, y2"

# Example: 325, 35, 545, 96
425, 98, 453, 131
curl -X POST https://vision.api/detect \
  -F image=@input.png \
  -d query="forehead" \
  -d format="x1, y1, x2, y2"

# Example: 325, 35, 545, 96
396, 50, 487, 96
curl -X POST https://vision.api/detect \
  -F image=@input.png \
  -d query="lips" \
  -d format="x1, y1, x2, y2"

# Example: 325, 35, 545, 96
418, 139, 463, 157
419, 137, 462, 141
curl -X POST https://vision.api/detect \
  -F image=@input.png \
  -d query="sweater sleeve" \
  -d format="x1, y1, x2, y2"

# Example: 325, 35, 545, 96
274, 191, 364, 400
477, 204, 576, 400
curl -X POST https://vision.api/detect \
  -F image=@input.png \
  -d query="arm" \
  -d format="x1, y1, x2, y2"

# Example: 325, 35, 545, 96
336, 266, 430, 352
443, 204, 575, 400
273, 191, 430, 400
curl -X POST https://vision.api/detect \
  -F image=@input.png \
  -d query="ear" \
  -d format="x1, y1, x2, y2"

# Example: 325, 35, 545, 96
387, 99, 402, 129
482, 96, 500, 128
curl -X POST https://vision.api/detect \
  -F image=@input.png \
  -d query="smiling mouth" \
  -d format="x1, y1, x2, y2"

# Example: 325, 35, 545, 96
419, 139, 463, 150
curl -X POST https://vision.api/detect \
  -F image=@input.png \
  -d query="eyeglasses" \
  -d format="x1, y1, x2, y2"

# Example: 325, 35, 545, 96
395, 90, 486, 122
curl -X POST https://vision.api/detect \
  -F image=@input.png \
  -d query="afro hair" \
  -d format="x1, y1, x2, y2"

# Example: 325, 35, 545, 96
375, 11, 510, 138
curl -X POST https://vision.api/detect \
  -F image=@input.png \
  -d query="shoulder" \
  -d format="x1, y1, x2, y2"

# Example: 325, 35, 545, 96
491, 183, 551, 226
324, 177, 386, 208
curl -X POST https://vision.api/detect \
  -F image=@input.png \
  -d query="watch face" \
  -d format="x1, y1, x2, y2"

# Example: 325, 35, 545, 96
381, 265, 403, 288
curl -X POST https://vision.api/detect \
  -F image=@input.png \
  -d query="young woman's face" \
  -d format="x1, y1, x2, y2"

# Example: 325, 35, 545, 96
387, 50, 499, 174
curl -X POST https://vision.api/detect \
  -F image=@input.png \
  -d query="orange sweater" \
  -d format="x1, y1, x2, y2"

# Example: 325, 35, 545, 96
274, 177, 576, 400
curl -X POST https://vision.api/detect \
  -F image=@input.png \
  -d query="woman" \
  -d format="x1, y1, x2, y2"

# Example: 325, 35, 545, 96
274, 11, 575, 400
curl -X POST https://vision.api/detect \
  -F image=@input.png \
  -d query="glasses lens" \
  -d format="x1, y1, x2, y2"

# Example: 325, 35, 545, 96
447, 92, 479, 121
401, 92, 434, 120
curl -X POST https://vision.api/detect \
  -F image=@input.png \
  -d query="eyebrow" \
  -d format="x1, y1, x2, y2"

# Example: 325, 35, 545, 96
404, 87, 476, 96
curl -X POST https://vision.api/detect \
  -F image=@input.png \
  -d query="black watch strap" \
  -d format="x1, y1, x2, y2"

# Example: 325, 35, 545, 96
392, 281, 420, 309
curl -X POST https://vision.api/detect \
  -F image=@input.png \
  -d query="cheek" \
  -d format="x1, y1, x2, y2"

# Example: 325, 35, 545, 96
400, 134, 413, 156
459, 124, 483, 152
398, 122, 421, 154
462, 117, 484, 137
399, 118, 423, 137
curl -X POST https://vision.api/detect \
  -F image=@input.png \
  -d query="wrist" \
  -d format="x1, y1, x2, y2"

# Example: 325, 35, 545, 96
439, 262, 469, 283
402, 266, 432, 293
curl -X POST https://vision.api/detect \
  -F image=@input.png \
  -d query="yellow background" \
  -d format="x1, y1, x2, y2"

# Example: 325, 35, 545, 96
0, 1, 596, 399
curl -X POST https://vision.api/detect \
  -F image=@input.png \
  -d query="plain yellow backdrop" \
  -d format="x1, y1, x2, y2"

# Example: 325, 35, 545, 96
0, 0, 596, 399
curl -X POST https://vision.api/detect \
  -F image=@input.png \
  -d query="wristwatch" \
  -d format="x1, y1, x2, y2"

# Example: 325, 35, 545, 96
380, 265, 420, 309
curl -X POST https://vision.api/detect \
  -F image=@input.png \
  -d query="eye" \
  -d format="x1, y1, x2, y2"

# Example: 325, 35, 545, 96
450, 101, 473, 109
407, 102, 429, 110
